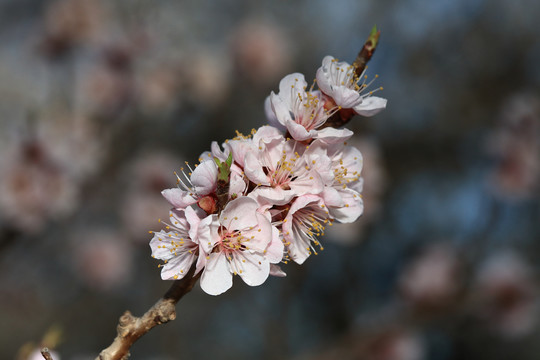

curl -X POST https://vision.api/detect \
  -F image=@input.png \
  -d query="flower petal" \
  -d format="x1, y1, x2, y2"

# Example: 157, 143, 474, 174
315, 56, 335, 95
237, 252, 270, 287
200, 252, 233, 296
270, 92, 292, 126
315, 127, 354, 144
161, 188, 197, 208
244, 152, 270, 186
270, 264, 287, 277
285, 119, 317, 141
191, 160, 218, 195
264, 96, 286, 130
353, 96, 387, 117
160, 251, 197, 280
197, 214, 220, 253
278, 73, 307, 108
265, 225, 284, 263
220, 196, 259, 231
329, 188, 364, 223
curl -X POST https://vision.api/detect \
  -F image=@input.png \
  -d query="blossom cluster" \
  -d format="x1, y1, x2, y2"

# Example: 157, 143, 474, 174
150, 55, 386, 295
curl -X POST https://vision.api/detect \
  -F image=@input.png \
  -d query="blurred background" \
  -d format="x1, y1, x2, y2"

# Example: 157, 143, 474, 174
1, 0, 539, 359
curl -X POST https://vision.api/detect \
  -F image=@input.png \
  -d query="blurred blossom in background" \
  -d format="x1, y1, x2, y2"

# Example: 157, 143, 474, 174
1, 0, 539, 359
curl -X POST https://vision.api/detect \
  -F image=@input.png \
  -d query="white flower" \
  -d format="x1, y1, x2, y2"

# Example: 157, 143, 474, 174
306, 139, 365, 223
161, 158, 245, 213
265, 73, 334, 141
282, 194, 331, 264
316, 55, 387, 117
149, 206, 207, 280
244, 130, 324, 206
198, 197, 283, 295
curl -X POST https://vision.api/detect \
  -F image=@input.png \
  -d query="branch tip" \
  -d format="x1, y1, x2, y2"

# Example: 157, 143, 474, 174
41, 347, 54, 360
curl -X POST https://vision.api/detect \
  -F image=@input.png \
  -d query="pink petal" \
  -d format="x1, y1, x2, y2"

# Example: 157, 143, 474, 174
322, 187, 345, 207
244, 152, 270, 186
265, 225, 285, 264
184, 206, 201, 242
160, 251, 197, 280
250, 186, 289, 206
197, 214, 220, 253
353, 96, 387, 117
220, 197, 259, 231
270, 264, 287, 277
278, 73, 307, 108
200, 252, 233, 296
191, 160, 218, 195
333, 87, 362, 108
239, 213, 273, 252
329, 188, 364, 223
237, 252, 270, 287
289, 170, 324, 196
229, 169, 247, 197
270, 92, 292, 127
252, 125, 284, 146
161, 188, 197, 208
315, 56, 335, 95
264, 96, 286, 130
227, 140, 254, 168
285, 120, 317, 141
149, 231, 176, 261
282, 194, 324, 242
315, 127, 354, 144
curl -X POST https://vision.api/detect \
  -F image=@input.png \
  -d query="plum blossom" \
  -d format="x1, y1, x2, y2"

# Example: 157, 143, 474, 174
244, 131, 324, 205
282, 194, 330, 264
475, 251, 539, 338
150, 50, 387, 295
316, 55, 387, 117
304, 139, 364, 223
198, 197, 283, 295
162, 158, 245, 213
150, 207, 207, 280
265, 73, 354, 142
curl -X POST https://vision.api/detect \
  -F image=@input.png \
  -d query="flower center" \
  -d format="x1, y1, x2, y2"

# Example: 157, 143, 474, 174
290, 90, 329, 131
329, 59, 384, 100
287, 203, 331, 256
267, 151, 300, 189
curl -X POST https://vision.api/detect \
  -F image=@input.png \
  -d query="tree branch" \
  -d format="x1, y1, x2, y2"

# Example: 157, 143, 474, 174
95, 266, 201, 360
41, 348, 55, 360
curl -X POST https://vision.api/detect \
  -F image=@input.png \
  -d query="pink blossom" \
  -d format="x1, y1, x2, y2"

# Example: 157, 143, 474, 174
149, 207, 207, 280
282, 195, 330, 264
199, 197, 283, 295
475, 251, 539, 338
72, 229, 133, 291
316, 56, 387, 117
265, 73, 332, 141
306, 139, 364, 223
162, 158, 245, 213
244, 131, 324, 206
399, 244, 461, 309
230, 21, 292, 86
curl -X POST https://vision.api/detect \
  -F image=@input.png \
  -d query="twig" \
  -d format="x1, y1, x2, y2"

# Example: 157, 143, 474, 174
95, 266, 201, 360
352, 25, 380, 78
41, 348, 54, 360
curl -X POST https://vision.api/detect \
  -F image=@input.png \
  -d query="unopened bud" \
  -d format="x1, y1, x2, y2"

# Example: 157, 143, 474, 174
198, 195, 218, 214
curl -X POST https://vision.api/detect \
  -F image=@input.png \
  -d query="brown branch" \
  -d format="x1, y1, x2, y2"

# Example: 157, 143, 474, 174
95, 266, 201, 360
41, 348, 55, 360
352, 25, 380, 78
